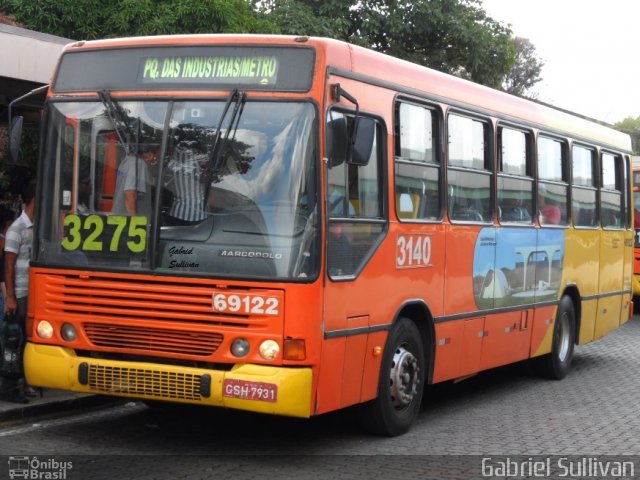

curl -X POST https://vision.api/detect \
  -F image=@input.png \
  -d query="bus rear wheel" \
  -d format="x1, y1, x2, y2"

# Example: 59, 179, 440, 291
531, 295, 576, 380
358, 317, 426, 436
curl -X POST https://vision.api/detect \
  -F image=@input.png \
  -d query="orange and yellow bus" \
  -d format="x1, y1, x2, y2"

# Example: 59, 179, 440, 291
633, 163, 640, 297
15, 35, 633, 436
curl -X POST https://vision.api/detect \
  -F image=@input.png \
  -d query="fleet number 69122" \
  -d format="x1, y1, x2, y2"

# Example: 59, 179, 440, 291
212, 292, 280, 316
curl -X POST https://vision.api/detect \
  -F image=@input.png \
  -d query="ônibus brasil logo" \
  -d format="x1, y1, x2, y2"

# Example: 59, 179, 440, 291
8, 456, 73, 479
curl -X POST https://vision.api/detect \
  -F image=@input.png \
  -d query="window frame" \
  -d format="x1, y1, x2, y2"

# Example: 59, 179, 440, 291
394, 99, 443, 223
446, 110, 493, 224
496, 123, 534, 226
600, 150, 625, 230
536, 133, 569, 227
571, 143, 598, 229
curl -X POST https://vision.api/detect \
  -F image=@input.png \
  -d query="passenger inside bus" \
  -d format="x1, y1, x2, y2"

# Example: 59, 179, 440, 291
163, 139, 208, 226
499, 197, 532, 223
111, 145, 159, 216
539, 197, 562, 225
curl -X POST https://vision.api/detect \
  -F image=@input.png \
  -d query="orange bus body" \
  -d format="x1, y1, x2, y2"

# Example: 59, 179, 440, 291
23, 35, 633, 436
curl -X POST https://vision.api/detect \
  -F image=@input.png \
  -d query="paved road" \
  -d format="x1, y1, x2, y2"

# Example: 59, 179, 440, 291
1, 317, 640, 479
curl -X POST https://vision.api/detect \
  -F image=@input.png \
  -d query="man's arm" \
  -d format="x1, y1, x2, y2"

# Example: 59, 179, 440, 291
124, 189, 137, 214
4, 251, 18, 314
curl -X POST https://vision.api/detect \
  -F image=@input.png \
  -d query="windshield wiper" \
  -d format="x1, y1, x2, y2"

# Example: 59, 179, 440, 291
98, 90, 132, 153
204, 89, 247, 203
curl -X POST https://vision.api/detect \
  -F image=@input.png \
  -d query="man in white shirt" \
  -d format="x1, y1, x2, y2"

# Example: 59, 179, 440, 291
112, 146, 158, 216
2, 179, 36, 403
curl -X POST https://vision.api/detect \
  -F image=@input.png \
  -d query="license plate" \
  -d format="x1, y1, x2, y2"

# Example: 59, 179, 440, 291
223, 379, 278, 403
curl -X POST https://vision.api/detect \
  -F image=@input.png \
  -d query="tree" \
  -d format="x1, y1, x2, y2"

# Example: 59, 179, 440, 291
257, 0, 516, 88
502, 37, 544, 98
1, 0, 519, 89
614, 117, 640, 154
253, 0, 348, 39
0, 0, 276, 39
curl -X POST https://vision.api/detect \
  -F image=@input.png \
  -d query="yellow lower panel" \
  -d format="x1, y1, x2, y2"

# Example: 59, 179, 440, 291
24, 343, 313, 418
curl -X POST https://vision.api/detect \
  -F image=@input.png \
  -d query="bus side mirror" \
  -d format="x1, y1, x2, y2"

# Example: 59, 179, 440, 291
326, 115, 348, 168
9, 116, 24, 164
348, 117, 375, 167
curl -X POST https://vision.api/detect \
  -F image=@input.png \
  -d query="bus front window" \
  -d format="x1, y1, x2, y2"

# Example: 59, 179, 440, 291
37, 100, 319, 281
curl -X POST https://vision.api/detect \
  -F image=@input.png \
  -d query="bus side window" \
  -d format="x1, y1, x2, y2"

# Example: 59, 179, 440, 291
601, 152, 624, 229
537, 135, 568, 226
572, 144, 597, 228
497, 126, 534, 225
447, 113, 491, 223
394, 101, 441, 221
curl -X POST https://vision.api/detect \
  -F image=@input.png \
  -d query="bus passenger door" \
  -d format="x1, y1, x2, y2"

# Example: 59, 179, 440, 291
596, 154, 628, 338
596, 228, 625, 338
476, 228, 534, 370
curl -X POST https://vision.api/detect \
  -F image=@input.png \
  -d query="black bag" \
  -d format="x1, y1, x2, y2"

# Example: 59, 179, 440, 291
0, 314, 25, 378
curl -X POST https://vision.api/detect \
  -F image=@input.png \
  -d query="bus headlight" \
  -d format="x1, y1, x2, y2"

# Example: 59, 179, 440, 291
230, 338, 250, 357
61, 323, 77, 342
258, 340, 280, 360
36, 321, 54, 339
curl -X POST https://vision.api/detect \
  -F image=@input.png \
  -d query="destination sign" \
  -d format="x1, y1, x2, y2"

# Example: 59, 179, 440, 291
140, 55, 280, 85
53, 45, 315, 92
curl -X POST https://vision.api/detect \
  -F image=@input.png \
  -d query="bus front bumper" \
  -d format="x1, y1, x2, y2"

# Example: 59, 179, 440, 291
24, 342, 313, 418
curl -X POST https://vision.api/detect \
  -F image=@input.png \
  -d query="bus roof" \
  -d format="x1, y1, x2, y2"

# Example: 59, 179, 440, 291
60, 34, 632, 153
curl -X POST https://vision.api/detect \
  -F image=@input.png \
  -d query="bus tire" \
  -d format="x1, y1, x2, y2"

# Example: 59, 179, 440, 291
532, 295, 576, 380
358, 317, 426, 436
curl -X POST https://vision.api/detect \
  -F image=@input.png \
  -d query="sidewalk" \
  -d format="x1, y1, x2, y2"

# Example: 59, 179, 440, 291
0, 389, 118, 422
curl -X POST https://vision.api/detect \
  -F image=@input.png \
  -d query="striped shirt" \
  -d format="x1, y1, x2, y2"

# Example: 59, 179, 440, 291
4, 211, 33, 299
167, 148, 207, 222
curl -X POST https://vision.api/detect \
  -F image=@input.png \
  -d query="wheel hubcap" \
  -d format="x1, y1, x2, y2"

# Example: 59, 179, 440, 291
389, 345, 420, 409
557, 313, 571, 362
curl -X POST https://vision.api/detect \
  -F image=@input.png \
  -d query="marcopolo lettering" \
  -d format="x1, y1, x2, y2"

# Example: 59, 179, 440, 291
219, 250, 282, 260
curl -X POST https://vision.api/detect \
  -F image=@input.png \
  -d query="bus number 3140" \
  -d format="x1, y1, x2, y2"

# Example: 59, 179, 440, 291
396, 234, 432, 269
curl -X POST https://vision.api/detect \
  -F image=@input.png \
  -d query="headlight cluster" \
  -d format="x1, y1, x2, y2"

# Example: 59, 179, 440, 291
36, 321, 77, 341
230, 337, 282, 360
36, 321, 304, 362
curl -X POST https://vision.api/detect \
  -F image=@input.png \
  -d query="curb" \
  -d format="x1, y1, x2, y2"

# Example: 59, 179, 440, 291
0, 394, 122, 422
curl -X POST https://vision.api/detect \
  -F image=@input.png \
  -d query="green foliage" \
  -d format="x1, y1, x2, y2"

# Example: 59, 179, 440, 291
0, 0, 275, 39
257, 0, 516, 88
0, 0, 528, 91
255, 0, 348, 38
503, 37, 544, 98
614, 117, 640, 154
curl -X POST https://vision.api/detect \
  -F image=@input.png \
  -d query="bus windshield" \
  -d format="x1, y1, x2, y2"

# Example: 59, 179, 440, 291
36, 99, 319, 280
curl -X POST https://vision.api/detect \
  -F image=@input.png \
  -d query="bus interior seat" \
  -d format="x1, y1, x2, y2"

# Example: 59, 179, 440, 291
397, 193, 420, 219
452, 207, 483, 222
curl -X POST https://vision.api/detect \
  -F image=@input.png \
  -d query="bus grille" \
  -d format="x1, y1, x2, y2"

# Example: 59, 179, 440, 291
37, 272, 284, 359
83, 323, 223, 356
87, 364, 202, 401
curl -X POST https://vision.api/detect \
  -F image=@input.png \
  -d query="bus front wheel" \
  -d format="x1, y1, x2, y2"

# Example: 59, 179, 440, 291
532, 295, 576, 380
358, 317, 426, 436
